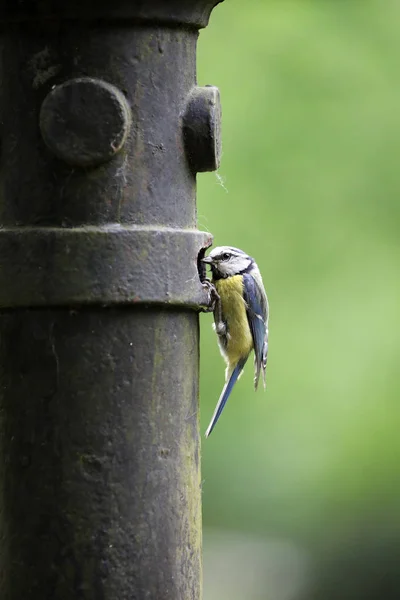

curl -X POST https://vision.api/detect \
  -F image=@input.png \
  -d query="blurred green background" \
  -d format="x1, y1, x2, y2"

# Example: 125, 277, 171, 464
197, 1, 400, 599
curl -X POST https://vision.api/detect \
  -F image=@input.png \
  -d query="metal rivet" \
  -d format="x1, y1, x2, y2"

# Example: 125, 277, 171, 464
183, 85, 221, 173
39, 77, 131, 168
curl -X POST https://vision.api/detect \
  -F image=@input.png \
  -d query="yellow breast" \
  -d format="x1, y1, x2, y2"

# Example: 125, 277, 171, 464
215, 275, 253, 364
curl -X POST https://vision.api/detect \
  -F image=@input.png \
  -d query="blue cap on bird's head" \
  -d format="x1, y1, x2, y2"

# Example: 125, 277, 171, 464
202, 246, 248, 262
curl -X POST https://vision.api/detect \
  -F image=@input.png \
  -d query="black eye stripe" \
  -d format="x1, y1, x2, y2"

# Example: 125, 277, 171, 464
212, 250, 247, 262
215, 252, 232, 261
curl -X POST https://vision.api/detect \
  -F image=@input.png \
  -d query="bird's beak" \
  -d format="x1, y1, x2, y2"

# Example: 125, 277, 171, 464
201, 256, 213, 264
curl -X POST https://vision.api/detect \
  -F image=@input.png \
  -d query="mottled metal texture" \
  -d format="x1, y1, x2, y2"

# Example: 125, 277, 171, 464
0, 309, 201, 599
40, 78, 132, 167
0, 1, 223, 598
0, 226, 211, 307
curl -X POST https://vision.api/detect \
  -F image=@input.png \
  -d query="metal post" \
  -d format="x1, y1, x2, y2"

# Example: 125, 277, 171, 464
0, 2, 222, 598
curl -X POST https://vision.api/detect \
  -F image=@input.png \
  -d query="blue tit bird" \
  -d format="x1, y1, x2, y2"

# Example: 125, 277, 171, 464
202, 246, 269, 437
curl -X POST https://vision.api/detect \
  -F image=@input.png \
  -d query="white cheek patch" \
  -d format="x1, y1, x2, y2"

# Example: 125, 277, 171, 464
231, 257, 251, 272
214, 254, 251, 277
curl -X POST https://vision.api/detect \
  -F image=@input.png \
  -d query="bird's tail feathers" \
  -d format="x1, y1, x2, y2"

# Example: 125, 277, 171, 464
261, 366, 267, 390
254, 359, 261, 391
262, 337, 268, 389
205, 359, 246, 438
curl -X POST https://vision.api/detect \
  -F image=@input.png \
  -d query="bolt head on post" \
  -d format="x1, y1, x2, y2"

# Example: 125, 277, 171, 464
39, 77, 131, 168
183, 85, 222, 172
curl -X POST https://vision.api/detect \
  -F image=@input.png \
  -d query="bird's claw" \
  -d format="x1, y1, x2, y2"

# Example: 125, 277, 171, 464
213, 321, 227, 337
201, 279, 220, 313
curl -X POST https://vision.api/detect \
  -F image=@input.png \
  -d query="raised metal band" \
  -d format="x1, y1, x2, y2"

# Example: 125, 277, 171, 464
0, 226, 212, 308
0, 0, 223, 28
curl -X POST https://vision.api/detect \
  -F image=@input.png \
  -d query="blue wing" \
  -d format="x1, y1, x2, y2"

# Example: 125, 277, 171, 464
242, 273, 268, 389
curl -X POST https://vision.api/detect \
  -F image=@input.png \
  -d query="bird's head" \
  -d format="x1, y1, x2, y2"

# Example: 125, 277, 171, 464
202, 246, 254, 279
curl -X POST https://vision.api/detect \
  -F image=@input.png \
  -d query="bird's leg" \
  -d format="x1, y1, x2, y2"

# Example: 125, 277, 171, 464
201, 279, 229, 340
212, 296, 228, 338
213, 300, 225, 335
201, 278, 220, 313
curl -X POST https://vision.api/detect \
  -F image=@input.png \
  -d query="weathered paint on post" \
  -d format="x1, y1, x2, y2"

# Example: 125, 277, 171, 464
0, 1, 223, 598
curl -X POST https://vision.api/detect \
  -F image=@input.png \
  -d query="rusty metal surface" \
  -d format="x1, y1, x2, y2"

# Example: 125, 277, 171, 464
0, 0, 223, 598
